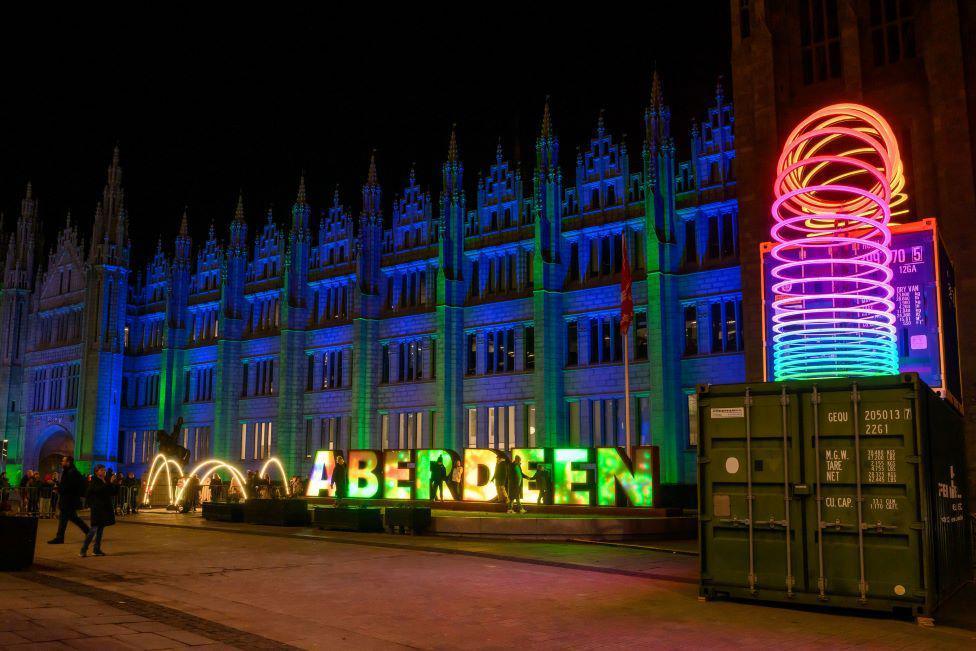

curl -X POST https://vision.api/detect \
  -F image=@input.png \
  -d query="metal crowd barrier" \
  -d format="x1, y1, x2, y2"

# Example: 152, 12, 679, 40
5, 486, 58, 518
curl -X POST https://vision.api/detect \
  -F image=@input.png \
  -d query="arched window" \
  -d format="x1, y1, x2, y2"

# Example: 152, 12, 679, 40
590, 189, 600, 209
606, 185, 616, 206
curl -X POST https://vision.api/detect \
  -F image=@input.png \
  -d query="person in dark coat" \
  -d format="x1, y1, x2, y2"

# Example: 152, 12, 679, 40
507, 456, 530, 514
429, 456, 448, 501
533, 464, 554, 505
330, 454, 349, 503
49, 456, 90, 544
492, 457, 511, 509
80, 464, 118, 557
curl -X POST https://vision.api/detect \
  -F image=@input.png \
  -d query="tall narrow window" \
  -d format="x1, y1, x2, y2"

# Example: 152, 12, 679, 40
870, 0, 915, 66
524, 326, 535, 370
381, 344, 390, 383
600, 236, 612, 276
721, 213, 736, 258
725, 300, 739, 352
635, 312, 648, 361
590, 319, 599, 364
684, 220, 697, 266
684, 306, 699, 356
711, 302, 724, 353
486, 332, 495, 375
799, 0, 841, 84
466, 333, 477, 375
707, 217, 720, 259
612, 233, 623, 274
467, 408, 478, 448
569, 241, 580, 282
567, 321, 578, 367
470, 260, 479, 299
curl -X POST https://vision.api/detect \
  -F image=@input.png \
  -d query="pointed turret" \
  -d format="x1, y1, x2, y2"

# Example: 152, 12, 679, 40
361, 151, 382, 220
536, 97, 559, 175
292, 173, 310, 232
534, 98, 562, 266
88, 146, 130, 266
3, 182, 41, 290
175, 207, 192, 263
229, 191, 247, 251
355, 154, 383, 295
442, 125, 463, 197
540, 96, 552, 140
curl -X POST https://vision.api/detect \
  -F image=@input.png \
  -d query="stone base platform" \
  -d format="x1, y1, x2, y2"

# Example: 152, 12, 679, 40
303, 497, 696, 540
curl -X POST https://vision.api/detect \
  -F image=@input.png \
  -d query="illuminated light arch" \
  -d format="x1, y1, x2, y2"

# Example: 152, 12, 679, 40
770, 103, 903, 380
143, 454, 185, 506
258, 456, 291, 496
174, 459, 249, 504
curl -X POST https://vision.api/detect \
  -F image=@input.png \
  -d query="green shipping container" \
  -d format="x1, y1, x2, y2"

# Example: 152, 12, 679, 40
698, 374, 971, 621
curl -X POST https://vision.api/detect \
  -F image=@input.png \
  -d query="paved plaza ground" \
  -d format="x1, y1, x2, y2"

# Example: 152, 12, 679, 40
1, 515, 974, 649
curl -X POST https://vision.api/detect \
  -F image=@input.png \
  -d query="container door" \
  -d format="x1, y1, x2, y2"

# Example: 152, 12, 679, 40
804, 384, 924, 606
700, 388, 803, 596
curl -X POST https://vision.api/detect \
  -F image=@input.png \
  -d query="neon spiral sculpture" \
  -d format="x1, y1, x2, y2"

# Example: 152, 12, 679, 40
771, 104, 906, 380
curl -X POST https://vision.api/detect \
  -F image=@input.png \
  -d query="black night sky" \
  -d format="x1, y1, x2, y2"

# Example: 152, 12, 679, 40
0, 8, 730, 265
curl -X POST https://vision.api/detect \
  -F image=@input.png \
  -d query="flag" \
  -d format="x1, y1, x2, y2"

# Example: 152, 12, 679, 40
620, 235, 633, 335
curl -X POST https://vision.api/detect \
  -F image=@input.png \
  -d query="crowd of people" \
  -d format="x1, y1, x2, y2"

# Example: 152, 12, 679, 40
0, 464, 140, 518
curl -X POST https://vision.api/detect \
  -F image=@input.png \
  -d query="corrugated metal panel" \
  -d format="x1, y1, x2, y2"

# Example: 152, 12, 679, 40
698, 374, 971, 619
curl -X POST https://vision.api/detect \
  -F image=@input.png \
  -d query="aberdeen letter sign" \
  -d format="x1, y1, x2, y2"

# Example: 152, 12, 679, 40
306, 446, 660, 507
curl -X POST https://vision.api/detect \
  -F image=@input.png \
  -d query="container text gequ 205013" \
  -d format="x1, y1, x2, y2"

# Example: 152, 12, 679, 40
697, 374, 970, 619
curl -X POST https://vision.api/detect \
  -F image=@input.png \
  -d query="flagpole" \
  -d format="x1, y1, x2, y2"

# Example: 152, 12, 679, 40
624, 333, 631, 454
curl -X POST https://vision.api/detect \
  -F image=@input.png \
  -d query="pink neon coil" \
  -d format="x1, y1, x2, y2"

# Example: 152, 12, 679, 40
770, 103, 905, 380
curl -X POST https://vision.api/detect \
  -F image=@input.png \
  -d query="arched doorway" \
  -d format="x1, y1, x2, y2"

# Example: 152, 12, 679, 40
37, 427, 74, 478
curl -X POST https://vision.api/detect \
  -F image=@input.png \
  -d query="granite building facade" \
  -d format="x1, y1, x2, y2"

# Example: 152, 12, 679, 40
0, 76, 742, 489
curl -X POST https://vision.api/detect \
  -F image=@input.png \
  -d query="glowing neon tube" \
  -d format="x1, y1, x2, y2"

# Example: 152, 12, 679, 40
770, 103, 903, 380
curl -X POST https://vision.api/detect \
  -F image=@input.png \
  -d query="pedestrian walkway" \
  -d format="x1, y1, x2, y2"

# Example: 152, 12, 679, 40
6, 517, 975, 649
121, 510, 699, 583
0, 571, 289, 649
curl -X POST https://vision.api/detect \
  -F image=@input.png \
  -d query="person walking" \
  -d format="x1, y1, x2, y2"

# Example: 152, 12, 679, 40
492, 456, 510, 511
80, 464, 118, 557
48, 456, 91, 544
507, 455, 529, 514
449, 459, 464, 500
331, 454, 349, 504
429, 456, 448, 501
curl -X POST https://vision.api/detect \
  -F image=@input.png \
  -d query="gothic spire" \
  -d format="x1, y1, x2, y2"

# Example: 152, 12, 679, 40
650, 69, 664, 114
296, 173, 307, 205
234, 191, 245, 222
540, 96, 552, 139
292, 173, 310, 231
447, 124, 459, 163
363, 151, 382, 218
179, 208, 189, 236
20, 181, 37, 223
496, 137, 504, 163
367, 151, 379, 186
596, 109, 606, 137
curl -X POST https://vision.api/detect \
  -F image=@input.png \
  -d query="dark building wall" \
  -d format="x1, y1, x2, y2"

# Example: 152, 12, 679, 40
731, 0, 976, 488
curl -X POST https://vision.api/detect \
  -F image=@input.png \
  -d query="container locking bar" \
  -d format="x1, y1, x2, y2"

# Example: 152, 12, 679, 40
851, 383, 869, 603
744, 388, 757, 594
780, 387, 794, 596
812, 386, 827, 600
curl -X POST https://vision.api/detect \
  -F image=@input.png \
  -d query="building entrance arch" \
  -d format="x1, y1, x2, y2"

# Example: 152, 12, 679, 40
37, 426, 74, 477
